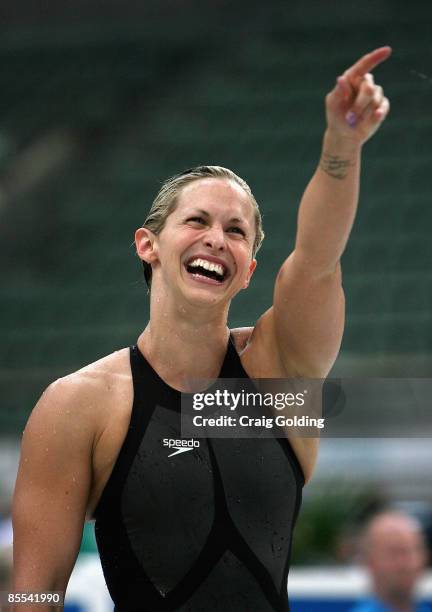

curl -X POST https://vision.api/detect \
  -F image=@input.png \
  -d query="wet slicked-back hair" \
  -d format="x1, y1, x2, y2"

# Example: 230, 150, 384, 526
140, 165, 264, 288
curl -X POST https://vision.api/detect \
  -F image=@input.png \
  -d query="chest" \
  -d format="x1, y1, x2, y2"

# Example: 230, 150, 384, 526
98, 399, 302, 587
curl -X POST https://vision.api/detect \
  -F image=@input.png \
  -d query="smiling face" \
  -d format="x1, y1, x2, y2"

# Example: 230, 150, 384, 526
137, 178, 257, 307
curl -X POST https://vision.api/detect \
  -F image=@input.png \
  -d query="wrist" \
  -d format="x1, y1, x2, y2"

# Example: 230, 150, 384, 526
323, 128, 363, 156
319, 130, 362, 180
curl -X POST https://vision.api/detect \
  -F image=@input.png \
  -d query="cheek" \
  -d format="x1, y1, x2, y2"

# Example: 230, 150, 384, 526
174, 227, 203, 249
239, 244, 254, 269
158, 230, 188, 257
237, 258, 254, 283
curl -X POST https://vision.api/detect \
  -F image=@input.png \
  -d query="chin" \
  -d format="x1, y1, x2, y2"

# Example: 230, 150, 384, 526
180, 284, 233, 308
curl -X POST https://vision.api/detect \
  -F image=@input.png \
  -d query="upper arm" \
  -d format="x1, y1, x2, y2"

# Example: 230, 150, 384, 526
272, 251, 345, 377
12, 377, 96, 593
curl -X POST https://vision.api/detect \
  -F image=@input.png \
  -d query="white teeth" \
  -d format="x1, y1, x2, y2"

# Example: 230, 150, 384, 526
188, 258, 225, 278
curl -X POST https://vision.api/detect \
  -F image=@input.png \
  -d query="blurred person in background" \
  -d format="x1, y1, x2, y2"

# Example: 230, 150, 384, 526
0, 546, 13, 593
0, 502, 13, 610
0, 500, 13, 594
350, 510, 431, 612
12, 47, 391, 611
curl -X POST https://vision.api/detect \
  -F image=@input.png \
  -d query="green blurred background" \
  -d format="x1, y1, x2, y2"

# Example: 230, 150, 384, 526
2, 0, 432, 427
1, 0, 432, 569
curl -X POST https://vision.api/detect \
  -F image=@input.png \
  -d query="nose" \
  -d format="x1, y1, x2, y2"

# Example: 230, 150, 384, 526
203, 224, 226, 251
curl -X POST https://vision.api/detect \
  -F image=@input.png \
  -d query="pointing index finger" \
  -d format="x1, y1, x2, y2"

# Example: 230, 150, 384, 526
345, 46, 392, 79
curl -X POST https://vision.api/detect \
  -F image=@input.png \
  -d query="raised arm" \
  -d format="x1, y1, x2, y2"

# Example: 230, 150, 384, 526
12, 378, 95, 611
251, 47, 391, 379
294, 46, 391, 273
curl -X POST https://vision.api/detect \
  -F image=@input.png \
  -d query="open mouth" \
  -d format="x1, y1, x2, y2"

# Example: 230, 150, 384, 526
185, 257, 228, 284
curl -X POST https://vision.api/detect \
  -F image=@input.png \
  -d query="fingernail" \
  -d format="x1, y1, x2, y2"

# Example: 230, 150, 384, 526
346, 111, 357, 127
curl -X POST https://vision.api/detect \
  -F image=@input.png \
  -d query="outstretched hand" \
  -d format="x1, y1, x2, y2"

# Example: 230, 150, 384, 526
325, 46, 392, 145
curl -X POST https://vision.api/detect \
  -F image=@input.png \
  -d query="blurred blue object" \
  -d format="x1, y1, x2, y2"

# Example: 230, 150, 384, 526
291, 600, 358, 611
349, 597, 432, 611
64, 605, 84, 612
291, 599, 432, 611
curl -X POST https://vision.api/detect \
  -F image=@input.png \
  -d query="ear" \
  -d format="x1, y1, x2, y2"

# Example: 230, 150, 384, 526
135, 227, 159, 265
243, 258, 257, 289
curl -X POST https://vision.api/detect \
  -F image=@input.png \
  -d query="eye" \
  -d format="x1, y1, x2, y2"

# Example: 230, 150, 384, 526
187, 216, 206, 225
227, 226, 246, 236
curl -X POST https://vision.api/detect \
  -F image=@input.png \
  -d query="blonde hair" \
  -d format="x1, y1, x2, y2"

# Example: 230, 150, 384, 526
141, 165, 264, 287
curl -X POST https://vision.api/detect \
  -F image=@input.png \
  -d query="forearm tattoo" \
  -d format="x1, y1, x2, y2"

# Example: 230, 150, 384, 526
319, 152, 353, 180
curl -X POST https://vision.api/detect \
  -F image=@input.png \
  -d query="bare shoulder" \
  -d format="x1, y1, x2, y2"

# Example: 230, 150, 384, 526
62, 347, 131, 391
231, 325, 318, 486
231, 312, 287, 378
29, 348, 132, 445
230, 327, 254, 354
230, 324, 279, 374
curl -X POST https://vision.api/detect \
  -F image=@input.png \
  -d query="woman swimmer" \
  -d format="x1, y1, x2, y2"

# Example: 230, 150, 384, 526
12, 46, 391, 612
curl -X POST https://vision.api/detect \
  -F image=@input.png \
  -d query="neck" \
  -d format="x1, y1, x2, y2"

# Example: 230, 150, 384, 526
138, 284, 231, 391
374, 586, 415, 612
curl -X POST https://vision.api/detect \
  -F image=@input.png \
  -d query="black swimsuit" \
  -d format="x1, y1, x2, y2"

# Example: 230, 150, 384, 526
93, 336, 304, 611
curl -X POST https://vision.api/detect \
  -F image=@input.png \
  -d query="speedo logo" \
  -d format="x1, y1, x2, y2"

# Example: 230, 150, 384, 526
163, 438, 200, 457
